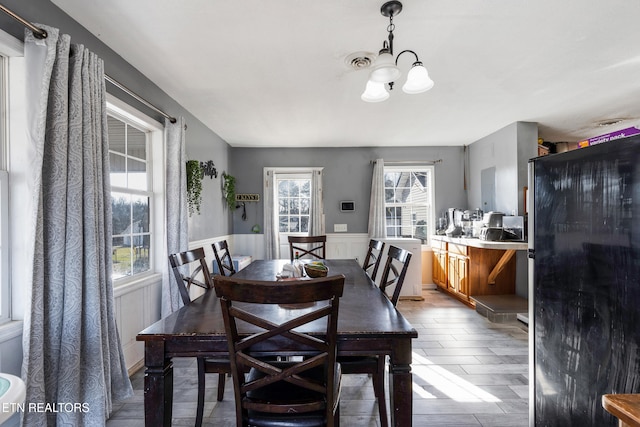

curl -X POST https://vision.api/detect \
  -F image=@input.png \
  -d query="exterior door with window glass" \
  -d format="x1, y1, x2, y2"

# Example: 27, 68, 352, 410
384, 168, 433, 243
276, 173, 312, 257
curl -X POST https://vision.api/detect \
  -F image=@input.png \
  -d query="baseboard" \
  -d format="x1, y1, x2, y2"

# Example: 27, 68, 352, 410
128, 359, 145, 377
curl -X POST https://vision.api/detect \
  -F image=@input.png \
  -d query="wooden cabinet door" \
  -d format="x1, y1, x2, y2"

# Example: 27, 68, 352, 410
455, 255, 469, 297
447, 253, 458, 293
447, 253, 469, 297
432, 250, 447, 288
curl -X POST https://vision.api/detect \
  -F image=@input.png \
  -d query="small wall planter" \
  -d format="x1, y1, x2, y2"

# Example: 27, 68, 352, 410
186, 160, 203, 216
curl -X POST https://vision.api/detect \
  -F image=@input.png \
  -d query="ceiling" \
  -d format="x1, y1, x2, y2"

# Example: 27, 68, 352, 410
51, 0, 640, 148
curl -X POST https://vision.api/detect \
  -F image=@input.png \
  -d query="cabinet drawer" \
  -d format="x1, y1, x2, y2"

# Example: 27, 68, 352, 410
448, 243, 468, 256
431, 238, 447, 251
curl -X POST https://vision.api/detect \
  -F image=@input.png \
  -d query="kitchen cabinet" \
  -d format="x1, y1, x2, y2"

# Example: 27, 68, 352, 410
447, 243, 469, 297
431, 236, 526, 306
431, 238, 447, 288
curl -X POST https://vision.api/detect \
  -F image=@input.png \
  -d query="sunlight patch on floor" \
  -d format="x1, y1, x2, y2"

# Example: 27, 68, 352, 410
412, 351, 502, 403
412, 382, 438, 399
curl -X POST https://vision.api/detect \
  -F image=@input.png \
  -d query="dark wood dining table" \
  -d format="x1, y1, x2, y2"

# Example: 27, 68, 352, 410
136, 259, 418, 426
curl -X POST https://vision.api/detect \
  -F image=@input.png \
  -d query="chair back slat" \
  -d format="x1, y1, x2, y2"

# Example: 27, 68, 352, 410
212, 240, 236, 276
379, 245, 412, 306
168, 247, 212, 305
288, 235, 326, 261
362, 239, 385, 281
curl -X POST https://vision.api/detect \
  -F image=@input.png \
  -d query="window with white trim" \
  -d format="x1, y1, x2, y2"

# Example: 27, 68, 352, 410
109, 115, 152, 280
107, 96, 164, 285
384, 166, 435, 244
0, 51, 10, 324
2, 28, 27, 326
277, 174, 312, 233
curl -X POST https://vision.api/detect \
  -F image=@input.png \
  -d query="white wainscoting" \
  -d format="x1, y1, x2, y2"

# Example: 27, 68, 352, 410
232, 233, 265, 260
114, 274, 162, 373
232, 233, 371, 263
326, 233, 370, 262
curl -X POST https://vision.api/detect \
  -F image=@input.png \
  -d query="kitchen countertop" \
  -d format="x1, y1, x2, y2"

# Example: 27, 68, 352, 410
431, 235, 528, 250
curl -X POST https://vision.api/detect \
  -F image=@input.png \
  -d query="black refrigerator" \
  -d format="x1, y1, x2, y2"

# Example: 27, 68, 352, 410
528, 136, 640, 426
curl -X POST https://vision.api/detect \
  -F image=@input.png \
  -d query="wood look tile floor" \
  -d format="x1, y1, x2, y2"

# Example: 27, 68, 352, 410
107, 289, 529, 426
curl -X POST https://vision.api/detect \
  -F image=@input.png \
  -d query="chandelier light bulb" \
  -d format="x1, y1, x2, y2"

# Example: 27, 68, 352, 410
369, 51, 401, 83
361, 80, 390, 102
402, 62, 434, 94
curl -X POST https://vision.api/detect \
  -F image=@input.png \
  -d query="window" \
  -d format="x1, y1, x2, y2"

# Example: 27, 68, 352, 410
0, 53, 8, 323
0, 169, 7, 323
277, 174, 311, 233
266, 168, 323, 259
384, 166, 435, 244
107, 94, 166, 287
0, 28, 24, 325
107, 96, 164, 285
109, 115, 151, 280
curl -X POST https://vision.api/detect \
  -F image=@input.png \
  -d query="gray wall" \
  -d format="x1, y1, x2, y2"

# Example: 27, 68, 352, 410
229, 146, 466, 235
466, 121, 538, 298
467, 121, 538, 216
0, 0, 233, 241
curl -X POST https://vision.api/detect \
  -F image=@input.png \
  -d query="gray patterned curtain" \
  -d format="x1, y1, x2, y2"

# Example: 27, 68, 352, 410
22, 25, 132, 426
368, 159, 387, 239
310, 169, 324, 235
264, 170, 278, 259
162, 117, 188, 316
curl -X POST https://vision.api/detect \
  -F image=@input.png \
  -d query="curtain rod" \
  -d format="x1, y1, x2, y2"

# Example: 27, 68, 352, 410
0, 5, 177, 124
371, 159, 442, 165
104, 75, 176, 123
0, 5, 46, 39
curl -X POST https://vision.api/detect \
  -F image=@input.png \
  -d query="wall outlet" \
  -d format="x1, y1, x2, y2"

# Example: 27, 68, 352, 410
334, 224, 348, 232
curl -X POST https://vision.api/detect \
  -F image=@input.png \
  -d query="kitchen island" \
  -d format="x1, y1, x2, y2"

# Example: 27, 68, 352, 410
431, 235, 528, 307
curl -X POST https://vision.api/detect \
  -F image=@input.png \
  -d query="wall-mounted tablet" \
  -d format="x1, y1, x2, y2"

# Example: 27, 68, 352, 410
340, 201, 355, 212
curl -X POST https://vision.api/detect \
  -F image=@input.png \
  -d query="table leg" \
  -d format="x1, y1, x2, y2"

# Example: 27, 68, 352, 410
144, 340, 173, 427
389, 339, 413, 427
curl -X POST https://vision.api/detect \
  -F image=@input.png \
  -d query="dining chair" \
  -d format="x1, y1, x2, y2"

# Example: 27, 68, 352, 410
212, 239, 236, 276
378, 245, 412, 307
338, 245, 412, 427
288, 235, 326, 262
213, 274, 345, 427
168, 247, 230, 427
362, 239, 385, 281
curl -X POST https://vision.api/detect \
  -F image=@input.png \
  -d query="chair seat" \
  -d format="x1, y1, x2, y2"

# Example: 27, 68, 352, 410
337, 355, 379, 373
202, 358, 231, 369
198, 357, 230, 404
245, 362, 342, 427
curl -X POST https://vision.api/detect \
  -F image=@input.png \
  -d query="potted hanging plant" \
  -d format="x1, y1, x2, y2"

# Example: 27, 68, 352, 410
222, 172, 236, 211
186, 160, 203, 216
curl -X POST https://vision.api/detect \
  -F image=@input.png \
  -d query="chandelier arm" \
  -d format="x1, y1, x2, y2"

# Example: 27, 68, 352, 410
395, 50, 420, 65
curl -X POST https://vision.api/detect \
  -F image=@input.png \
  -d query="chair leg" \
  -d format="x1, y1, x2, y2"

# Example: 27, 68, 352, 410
216, 373, 225, 401
196, 358, 205, 427
330, 403, 340, 427
373, 356, 389, 427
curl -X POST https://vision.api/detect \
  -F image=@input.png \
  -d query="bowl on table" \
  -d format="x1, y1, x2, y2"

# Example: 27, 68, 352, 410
304, 263, 328, 278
